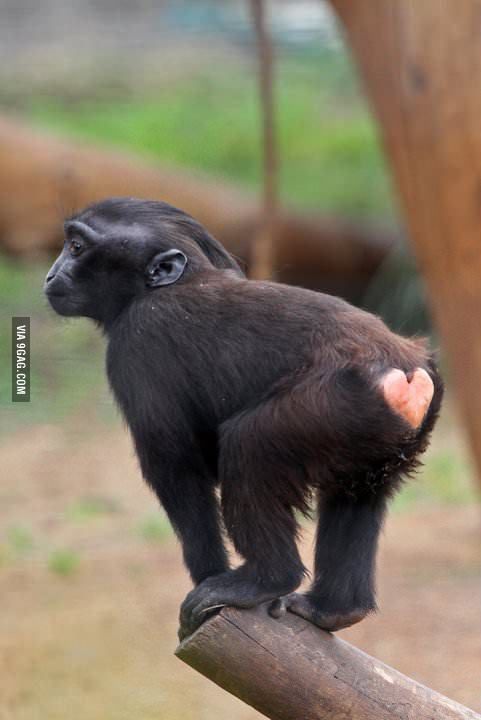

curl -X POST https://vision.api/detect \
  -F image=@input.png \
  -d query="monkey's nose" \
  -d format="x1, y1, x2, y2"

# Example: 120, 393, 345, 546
43, 272, 58, 295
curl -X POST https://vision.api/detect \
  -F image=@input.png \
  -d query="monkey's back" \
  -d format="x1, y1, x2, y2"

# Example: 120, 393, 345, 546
108, 273, 433, 433
182, 274, 431, 375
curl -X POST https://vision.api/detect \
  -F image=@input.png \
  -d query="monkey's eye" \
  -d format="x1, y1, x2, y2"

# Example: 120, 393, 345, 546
68, 238, 84, 257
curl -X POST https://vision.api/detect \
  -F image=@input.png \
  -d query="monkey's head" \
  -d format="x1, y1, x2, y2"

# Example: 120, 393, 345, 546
44, 197, 243, 326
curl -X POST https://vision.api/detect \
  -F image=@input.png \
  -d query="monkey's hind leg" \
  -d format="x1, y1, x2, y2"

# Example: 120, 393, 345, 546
270, 365, 440, 632
179, 402, 307, 640
270, 495, 386, 631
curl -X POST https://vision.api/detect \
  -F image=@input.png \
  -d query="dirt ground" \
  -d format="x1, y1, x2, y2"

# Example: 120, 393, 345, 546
0, 421, 480, 719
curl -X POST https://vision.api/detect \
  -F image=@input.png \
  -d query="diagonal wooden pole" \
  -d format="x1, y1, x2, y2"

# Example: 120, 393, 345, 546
176, 604, 480, 720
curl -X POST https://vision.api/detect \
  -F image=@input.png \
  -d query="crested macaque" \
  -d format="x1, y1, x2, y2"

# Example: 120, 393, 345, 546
45, 198, 443, 640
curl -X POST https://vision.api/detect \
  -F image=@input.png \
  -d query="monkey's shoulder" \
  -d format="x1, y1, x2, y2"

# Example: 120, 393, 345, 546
170, 274, 355, 318
211, 277, 379, 333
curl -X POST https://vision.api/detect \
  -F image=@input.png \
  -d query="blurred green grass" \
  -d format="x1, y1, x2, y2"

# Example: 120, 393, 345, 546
7, 525, 35, 556
0, 258, 111, 433
393, 450, 476, 511
27, 51, 394, 218
48, 548, 80, 577
138, 514, 172, 543
67, 496, 122, 522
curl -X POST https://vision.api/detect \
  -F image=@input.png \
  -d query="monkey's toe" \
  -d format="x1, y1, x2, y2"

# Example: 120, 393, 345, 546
269, 592, 371, 632
381, 367, 434, 429
179, 572, 291, 641
178, 577, 225, 640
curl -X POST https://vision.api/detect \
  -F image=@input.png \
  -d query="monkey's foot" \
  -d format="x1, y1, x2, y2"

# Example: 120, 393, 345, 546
381, 367, 434, 429
269, 592, 371, 632
179, 570, 297, 641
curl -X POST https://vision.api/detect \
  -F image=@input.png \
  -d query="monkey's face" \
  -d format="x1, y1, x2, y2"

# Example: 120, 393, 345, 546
44, 219, 188, 326
45, 197, 243, 327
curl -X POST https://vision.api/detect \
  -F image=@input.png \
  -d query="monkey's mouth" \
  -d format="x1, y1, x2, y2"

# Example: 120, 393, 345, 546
45, 290, 84, 317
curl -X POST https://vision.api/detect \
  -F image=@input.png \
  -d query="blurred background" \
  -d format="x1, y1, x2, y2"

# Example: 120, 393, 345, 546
0, 1, 479, 718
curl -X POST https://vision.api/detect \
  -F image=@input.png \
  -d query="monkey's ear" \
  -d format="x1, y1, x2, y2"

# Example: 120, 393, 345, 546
146, 249, 187, 287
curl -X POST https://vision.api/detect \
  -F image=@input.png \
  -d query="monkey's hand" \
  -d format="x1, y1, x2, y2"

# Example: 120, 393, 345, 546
178, 568, 295, 641
269, 592, 371, 632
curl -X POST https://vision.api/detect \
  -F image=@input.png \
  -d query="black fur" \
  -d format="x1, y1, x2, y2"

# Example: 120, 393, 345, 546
44, 197, 443, 639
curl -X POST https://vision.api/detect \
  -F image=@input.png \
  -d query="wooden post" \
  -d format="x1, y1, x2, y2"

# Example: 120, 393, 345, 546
328, 0, 481, 489
249, 0, 279, 280
176, 604, 480, 720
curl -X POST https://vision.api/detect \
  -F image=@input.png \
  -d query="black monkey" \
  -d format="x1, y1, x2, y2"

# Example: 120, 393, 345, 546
45, 198, 443, 640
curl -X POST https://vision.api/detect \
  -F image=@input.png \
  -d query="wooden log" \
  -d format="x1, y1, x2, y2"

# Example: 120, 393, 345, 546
328, 0, 481, 487
0, 114, 255, 258
176, 604, 480, 720
0, 114, 397, 302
